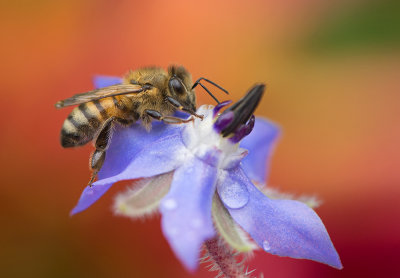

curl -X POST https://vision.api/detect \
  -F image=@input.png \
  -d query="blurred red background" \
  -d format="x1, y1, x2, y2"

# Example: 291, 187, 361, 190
1, 0, 399, 277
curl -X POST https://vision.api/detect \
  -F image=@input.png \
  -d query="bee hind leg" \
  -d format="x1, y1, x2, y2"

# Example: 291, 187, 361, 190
88, 150, 105, 186
88, 117, 115, 187
145, 109, 194, 125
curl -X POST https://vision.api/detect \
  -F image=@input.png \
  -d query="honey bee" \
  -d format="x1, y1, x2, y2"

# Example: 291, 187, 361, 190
56, 65, 228, 186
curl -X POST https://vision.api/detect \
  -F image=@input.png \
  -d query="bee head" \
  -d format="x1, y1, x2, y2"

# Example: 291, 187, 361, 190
168, 65, 196, 111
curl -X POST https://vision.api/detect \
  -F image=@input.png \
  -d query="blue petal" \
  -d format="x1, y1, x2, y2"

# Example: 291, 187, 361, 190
217, 169, 249, 209
160, 157, 217, 271
70, 123, 183, 215
94, 131, 187, 186
70, 183, 114, 215
240, 117, 280, 184
93, 75, 123, 88
98, 123, 182, 179
224, 167, 342, 269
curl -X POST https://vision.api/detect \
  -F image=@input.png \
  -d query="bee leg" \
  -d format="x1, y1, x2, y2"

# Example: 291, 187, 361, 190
115, 118, 134, 126
88, 117, 115, 187
88, 150, 105, 186
145, 109, 194, 125
165, 96, 204, 120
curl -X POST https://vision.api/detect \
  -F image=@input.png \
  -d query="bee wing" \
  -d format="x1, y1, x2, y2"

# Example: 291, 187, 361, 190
55, 84, 145, 108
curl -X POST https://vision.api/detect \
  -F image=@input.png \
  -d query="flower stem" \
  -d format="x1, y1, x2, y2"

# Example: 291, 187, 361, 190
203, 236, 252, 278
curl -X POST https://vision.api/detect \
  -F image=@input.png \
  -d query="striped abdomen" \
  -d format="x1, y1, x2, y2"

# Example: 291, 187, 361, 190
60, 97, 131, 148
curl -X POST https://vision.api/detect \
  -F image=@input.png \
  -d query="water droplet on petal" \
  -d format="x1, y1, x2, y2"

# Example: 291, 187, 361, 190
162, 198, 177, 210
263, 240, 271, 251
217, 179, 249, 209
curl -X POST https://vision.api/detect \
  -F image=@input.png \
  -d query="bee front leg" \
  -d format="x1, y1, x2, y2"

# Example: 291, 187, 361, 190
88, 117, 115, 187
145, 109, 194, 125
165, 96, 204, 120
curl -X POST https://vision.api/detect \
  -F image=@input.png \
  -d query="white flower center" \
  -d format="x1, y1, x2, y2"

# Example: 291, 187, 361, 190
181, 105, 247, 169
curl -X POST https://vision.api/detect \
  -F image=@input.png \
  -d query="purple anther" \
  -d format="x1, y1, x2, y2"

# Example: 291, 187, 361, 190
229, 124, 248, 143
213, 100, 232, 117
214, 111, 235, 133
244, 115, 255, 136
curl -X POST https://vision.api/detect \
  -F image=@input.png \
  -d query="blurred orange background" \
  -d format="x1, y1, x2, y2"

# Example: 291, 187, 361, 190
1, 0, 399, 277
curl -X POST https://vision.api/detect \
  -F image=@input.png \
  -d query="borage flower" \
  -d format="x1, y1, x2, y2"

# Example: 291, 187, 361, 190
71, 81, 342, 275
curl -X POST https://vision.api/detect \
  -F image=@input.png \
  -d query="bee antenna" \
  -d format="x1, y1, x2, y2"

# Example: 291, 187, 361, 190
192, 77, 229, 95
195, 82, 221, 104
192, 77, 230, 105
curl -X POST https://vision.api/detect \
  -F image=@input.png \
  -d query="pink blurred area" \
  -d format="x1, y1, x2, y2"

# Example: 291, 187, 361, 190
1, 0, 399, 277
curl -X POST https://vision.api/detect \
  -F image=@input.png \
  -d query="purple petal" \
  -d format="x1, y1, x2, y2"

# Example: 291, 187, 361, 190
93, 75, 123, 88
70, 123, 183, 215
217, 169, 249, 209
240, 117, 280, 184
98, 123, 182, 179
94, 132, 186, 186
160, 157, 217, 271
70, 183, 114, 215
224, 167, 342, 269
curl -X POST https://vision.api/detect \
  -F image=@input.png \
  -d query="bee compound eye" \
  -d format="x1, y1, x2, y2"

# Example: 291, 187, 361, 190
169, 78, 185, 95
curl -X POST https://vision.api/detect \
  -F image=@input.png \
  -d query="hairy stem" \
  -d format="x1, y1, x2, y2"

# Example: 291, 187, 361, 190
203, 236, 250, 278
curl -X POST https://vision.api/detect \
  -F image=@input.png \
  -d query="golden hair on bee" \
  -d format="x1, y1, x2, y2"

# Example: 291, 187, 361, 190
56, 65, 229, 187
